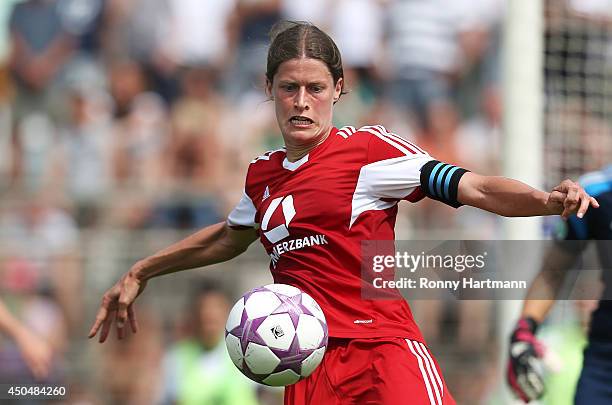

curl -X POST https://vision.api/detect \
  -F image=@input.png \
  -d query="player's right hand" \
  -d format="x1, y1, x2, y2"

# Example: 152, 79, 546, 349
507, 317, 545, 403
88, 270, 147, 343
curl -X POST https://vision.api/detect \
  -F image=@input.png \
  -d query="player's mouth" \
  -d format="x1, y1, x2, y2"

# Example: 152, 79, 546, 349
289, 116, 314, 128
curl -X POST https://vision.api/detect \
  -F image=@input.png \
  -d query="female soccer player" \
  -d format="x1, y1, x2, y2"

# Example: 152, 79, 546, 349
89, 22, 598, 405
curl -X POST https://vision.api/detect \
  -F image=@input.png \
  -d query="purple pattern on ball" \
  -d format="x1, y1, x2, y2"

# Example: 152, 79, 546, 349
226, 285, 328, 385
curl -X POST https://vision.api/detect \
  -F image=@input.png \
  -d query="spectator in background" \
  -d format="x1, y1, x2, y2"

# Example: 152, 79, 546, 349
113, 91, 168, 192
12, 112, 57, 191
163, 0, 236, 71
159, 282, 260, 405
329, 0, 384, 127
383, 0, 490, 161
0, 299, 53, 381
0, 1, 20, 186
0, 278, 67, 389
107, 59, 147, 119
8, 0, 76, 123
164, 69, 223, 191
50, 83, 115, 226
56, 0, 106, 58
55, 0, 109, 106
330, 0, 383, 87
456, 85, 502, 174
146, 69, 224, 231
103, 0, 179, 101
0, 195, 82, 334
225, 0, 280, 101
280, 0, 329, 28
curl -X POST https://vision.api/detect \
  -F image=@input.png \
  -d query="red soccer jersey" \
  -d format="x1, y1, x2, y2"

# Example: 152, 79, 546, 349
228, 125, 433, 341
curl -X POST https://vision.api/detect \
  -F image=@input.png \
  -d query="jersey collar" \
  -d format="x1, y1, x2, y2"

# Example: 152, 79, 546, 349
281, 127, 338, 171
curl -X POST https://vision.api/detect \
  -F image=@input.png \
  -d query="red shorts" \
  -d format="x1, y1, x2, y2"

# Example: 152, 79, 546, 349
285, 337, 456, 405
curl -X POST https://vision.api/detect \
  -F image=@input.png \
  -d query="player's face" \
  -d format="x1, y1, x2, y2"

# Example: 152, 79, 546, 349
267, 57, 343, 148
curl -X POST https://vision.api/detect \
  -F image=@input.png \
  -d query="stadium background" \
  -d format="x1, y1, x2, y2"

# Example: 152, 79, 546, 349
0, 0, 610, 404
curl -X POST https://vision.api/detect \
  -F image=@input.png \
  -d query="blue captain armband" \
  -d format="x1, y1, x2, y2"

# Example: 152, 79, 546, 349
419, 160, 469, 208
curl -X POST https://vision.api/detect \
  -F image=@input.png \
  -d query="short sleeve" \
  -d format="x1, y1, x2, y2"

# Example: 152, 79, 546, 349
360, 125, 433, 201
361, 155, 434, 201
227, 190, 258, 228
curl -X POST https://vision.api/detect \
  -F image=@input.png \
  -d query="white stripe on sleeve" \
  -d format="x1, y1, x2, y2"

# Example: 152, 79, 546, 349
227, 190, 258, 228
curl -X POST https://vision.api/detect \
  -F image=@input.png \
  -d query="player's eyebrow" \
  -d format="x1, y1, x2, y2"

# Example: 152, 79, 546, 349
278, 79, 327, 87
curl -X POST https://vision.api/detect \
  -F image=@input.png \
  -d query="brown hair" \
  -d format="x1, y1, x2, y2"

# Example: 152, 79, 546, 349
266, 21, 346, 97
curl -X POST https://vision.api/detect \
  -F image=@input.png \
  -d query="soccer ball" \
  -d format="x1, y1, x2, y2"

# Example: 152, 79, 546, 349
224, 283, 328, 386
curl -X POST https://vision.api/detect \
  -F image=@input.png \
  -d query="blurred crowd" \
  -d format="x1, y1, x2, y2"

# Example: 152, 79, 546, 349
0, 0, 610, 404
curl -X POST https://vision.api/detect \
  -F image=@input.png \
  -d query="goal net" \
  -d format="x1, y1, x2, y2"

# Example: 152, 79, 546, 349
544, 0, 612, 188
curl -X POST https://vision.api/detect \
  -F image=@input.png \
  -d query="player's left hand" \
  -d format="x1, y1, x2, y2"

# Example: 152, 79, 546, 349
546, 179, 599, 219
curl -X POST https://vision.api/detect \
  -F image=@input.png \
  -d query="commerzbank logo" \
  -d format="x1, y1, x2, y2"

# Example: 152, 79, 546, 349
262, 194, 329, 267
261, 195, 296, 243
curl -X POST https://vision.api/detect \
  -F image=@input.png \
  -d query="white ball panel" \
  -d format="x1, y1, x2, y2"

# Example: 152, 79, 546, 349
226, 298, 244, 332
262, 369, 301, 386
296, 314, 324, 350
264, 283, 301, 297
244, 343, 281, 375
245, 291, 282, 319
256, 313, 296, 351
301, 293, 326, 323
300, 346, 326, 377
225, 333, 244, 370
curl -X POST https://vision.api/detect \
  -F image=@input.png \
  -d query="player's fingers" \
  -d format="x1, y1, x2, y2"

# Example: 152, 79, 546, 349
116, 281, 136, 329
518, 373, 541, 402
561, 206, 572, 219
116, 284, 138, 330
116, 320, 125, 340
564, 187, 578, 208
552, 179, 574, 194
576, 192, 592, 218
128, 304, 138, 334
99, 310, 115, 343
516, 374, 533, 402
88, 305, 108, 338
548, 190, 566, 205
116, 299, 128, 331
561, 188, 579, 219
591, 196, 600, 208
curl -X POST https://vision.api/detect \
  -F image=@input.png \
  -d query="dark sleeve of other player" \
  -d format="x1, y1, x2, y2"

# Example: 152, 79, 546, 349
554, 205, 593, 255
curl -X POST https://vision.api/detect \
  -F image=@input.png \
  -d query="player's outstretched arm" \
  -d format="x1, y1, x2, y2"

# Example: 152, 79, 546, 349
457, 173, 599, 218
88, 222, 258, 343
521, 243, 580, 322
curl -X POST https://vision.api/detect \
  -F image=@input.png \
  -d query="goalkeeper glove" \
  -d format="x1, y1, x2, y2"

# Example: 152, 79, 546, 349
507, 317, 545, 403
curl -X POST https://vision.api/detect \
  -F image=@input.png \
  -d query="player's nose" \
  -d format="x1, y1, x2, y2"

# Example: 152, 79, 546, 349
293, 88, 309, 111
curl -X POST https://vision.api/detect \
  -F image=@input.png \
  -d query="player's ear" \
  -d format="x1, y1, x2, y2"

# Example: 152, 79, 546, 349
333, 78, 343, 104
265, 78, 273, 100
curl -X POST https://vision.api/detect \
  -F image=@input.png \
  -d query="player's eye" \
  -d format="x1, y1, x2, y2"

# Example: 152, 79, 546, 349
309, 85, 324, 93
281, 84, 297, 92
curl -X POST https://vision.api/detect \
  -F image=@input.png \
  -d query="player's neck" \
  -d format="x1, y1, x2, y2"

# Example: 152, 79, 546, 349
284, 127, 331, 162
